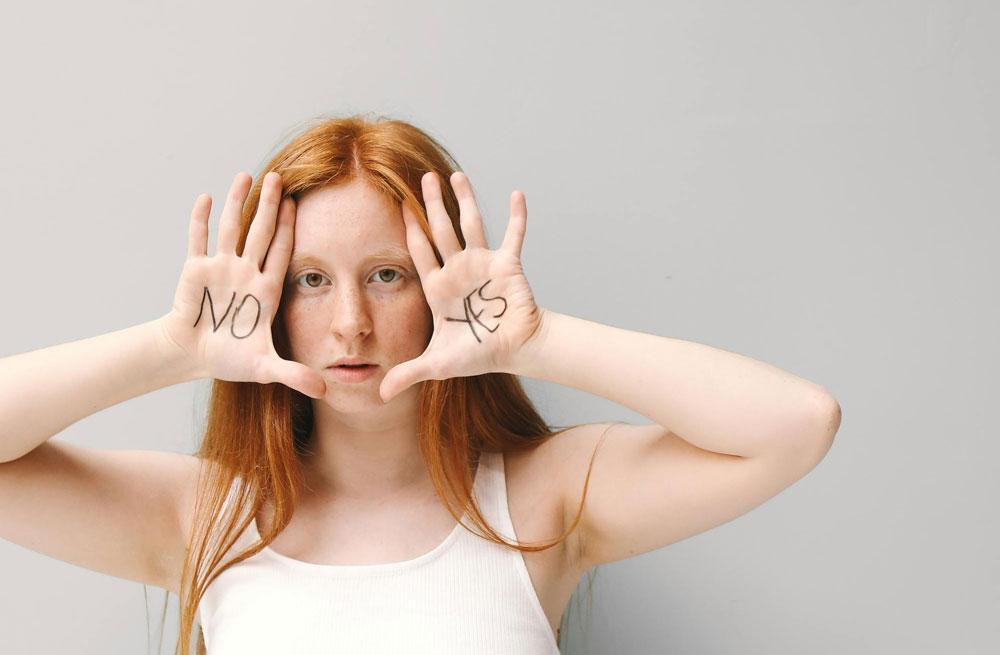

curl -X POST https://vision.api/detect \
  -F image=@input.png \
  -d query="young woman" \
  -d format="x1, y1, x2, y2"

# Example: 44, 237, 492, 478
0, 115, 841, 654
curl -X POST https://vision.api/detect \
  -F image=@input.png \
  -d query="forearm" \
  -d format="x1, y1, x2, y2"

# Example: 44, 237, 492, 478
508, 309, 839, 458
0, 317, 203, 463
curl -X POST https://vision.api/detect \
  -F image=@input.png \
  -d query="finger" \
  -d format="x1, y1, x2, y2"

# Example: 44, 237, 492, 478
450, 171, 489, 250
379, 357, 433, 404
263, 356, 327, 399
216, 172, 252, 255
243, 171, 283, 269
188, 193, 212, 258
500, 190, 527, 261
421, 172, 462, 260
401, 199, 441, 279
261, 195, 296, 285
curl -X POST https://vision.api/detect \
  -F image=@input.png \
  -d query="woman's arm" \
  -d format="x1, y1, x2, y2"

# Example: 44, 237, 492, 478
507, 309, 839, 457
0, 318, 201, 463
505, 309, 841, 570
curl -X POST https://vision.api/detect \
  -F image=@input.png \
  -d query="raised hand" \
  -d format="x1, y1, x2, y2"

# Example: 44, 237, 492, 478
379, 171, 546, 403
157, 171, 327, 399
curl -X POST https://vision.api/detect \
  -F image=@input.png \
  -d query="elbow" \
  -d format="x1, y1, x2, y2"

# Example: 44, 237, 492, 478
814, 390, 842, 440
778, 388, 841, 463
801, 389, 841, 458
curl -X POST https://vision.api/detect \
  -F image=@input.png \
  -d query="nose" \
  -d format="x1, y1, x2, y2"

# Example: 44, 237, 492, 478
328, 284, 373, 342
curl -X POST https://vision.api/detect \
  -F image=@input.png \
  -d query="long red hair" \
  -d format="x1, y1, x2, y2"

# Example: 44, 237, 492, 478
161, 114, 608, 654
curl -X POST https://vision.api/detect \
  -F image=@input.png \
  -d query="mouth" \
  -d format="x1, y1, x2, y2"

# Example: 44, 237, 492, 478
325, 363, 380, 383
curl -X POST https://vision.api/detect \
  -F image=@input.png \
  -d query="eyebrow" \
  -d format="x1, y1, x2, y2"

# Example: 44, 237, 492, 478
288, 245, 415, 270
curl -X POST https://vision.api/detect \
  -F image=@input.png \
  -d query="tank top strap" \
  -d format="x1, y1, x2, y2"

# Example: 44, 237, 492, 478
471, 450, 517, 542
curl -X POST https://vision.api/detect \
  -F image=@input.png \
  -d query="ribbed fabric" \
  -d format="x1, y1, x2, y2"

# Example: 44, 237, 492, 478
197, 450, 561, 654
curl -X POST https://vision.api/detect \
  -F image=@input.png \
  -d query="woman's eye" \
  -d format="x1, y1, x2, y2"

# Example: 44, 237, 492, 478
373, 268, 401, 284
293, 269, 402, 289
298, 272, 326, 288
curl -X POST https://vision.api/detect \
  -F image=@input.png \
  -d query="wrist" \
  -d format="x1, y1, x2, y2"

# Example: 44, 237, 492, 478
150, 315, 206, 383
504, 307, 555, 377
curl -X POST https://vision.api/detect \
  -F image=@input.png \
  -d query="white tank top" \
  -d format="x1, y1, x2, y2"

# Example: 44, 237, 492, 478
197, 450, 562, 654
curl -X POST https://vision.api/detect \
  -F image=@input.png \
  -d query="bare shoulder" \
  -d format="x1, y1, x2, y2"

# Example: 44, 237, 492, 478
503, 422, 623, 569
538, 421, 637, 493
172, 454, 231, 547
526, 421, 638, 500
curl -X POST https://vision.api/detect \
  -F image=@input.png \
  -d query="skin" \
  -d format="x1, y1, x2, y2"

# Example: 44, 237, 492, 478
280, 178, 437, 501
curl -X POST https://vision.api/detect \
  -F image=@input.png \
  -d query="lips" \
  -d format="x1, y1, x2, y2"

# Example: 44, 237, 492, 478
330, 356, 376, 367
326, 361, 379, 383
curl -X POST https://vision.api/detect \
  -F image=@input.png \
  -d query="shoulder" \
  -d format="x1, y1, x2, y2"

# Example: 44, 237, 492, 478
174, 455, 235, 546
519, 421, 633, 488
504, 422, 629, 566
506, 421, 627, 495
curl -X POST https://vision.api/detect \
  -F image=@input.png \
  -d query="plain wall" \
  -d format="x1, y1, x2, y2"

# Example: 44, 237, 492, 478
0, 1, 996, 653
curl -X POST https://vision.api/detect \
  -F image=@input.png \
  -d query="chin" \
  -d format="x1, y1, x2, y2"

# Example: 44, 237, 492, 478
318, 384, 406, 412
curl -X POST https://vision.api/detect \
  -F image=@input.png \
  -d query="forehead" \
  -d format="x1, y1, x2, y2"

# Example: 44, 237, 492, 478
291, 178, 405, 255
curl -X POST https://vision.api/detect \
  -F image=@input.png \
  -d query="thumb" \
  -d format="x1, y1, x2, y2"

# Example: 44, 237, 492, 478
379, 356, 434, 404
262, 356, 327, 399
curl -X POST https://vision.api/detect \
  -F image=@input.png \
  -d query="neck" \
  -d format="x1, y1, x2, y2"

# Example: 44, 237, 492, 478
300, 394, 431, 503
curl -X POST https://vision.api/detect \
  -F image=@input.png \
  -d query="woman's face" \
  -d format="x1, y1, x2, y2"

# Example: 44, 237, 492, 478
280, 178, 433, 412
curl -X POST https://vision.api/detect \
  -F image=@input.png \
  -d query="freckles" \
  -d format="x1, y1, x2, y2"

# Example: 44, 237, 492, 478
284, 304, 326, 340
378, 300, 431, 341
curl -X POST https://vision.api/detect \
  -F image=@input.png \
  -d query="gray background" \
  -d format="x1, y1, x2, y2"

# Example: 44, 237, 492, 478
1, 1, 996, 653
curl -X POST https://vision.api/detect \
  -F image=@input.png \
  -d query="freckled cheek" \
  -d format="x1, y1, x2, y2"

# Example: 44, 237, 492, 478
280, 302, 327, 359
382, 303, 427, 334
385, 299, 434, 358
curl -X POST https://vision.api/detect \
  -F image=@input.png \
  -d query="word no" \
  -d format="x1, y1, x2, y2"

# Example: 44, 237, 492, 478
192, 286, 262, 339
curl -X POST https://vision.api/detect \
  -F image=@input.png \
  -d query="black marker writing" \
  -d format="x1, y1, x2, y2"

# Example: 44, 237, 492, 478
444, 279, 508, 343
192, 286, 262, 339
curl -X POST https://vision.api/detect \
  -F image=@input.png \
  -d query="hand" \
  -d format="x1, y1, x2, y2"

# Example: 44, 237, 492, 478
157, 171, 328, 399
379, 171, 545, 403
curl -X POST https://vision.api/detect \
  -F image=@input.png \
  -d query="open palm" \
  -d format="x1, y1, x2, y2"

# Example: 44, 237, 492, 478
158, 172, 327, 399
379, 171, 545, 403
